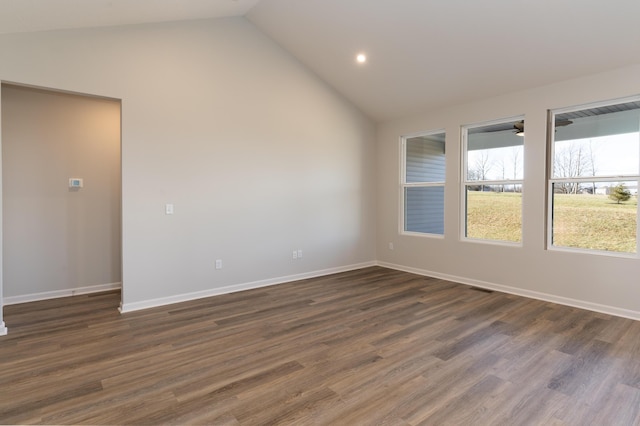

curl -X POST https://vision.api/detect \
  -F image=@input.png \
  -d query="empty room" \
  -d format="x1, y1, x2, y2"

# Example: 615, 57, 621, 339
1, 0, 639, 424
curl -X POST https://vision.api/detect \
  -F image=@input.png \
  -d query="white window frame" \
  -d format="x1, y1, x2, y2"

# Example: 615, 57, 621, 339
400, 130, 446, 238
461, 116, 525, 246
547, 96, 640, 257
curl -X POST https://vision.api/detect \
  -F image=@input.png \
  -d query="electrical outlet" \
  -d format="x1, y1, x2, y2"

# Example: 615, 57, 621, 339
297, 249, 303, 259
388, 242, 394, 250
215, 259, 222, 269
292, 250, 297, 259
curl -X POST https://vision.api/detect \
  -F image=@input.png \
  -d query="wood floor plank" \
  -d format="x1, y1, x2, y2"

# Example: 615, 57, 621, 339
1, 266, 639, 425
478, 380, 569, 425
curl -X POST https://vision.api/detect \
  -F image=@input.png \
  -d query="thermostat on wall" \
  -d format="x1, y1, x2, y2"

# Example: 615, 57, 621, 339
69, 178, 83, 188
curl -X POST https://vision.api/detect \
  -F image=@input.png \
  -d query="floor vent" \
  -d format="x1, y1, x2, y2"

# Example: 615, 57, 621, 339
469, 287, 494, 294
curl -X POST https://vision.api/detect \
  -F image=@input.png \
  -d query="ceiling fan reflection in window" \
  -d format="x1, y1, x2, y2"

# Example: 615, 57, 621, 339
513, 119, 573, 136
470, 119, 574, 136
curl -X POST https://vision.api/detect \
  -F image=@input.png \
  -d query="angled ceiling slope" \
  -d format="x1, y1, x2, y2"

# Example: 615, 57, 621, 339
1, 1, 640, 122
248, 0, 640, 121
0, 0, 262, 35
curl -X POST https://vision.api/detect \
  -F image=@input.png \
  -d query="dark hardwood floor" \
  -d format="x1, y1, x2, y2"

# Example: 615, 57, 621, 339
1, 267, 640, 425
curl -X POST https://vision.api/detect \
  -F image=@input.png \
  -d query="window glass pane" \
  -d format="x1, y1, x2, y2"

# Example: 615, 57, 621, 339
463, 118, 524, 244
466, 186, 522, 242
467, 122, 524, 181
549, 100, 640, 255
405, 133, 445, 183
405, 186, 444, 234
552, 181, 637, 253
554, 103, 640, 178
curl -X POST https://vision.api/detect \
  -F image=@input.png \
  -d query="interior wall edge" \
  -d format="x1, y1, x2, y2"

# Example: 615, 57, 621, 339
378, 261, 640, 321
0, 83, 4, 336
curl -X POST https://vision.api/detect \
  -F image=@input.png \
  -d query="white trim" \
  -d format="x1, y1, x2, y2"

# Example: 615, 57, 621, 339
3, 282, 122, 305
377, 261, 640, 321
460, 129, 468, 241
550, 176, 638, 184
119, 261, 377, 313
464, 179, 525, 186
546, 180, 554, 251
548, 244, 639, 259
403, 182, 446, 188
0, 322, 7, 336
400, 128, 447, 140
461, 237, 522, 248
398, 135, 405, 235
401, 231, 445, 240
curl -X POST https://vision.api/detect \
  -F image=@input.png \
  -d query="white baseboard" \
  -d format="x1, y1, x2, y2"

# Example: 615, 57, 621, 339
3, 282, 122, 305
377, 261, 640, 321
10, 260, 635, 322
119, 261, 377, 313
0, 321, 6, 336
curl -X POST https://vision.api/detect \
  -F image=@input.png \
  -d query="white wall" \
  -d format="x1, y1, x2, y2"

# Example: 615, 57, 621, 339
0, 84, 4, 335
0, 17, 376, 312
2, 85, 121, 301
377, 64, 640, 319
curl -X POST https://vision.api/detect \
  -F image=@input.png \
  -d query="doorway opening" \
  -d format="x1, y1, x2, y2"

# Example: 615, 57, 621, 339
1, 83, 122, 332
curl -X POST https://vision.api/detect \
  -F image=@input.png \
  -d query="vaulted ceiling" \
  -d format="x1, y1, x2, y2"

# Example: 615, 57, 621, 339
1, 0, 640, 122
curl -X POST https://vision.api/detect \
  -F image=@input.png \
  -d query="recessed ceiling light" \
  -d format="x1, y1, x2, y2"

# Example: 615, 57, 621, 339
356, 53, 367, 64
